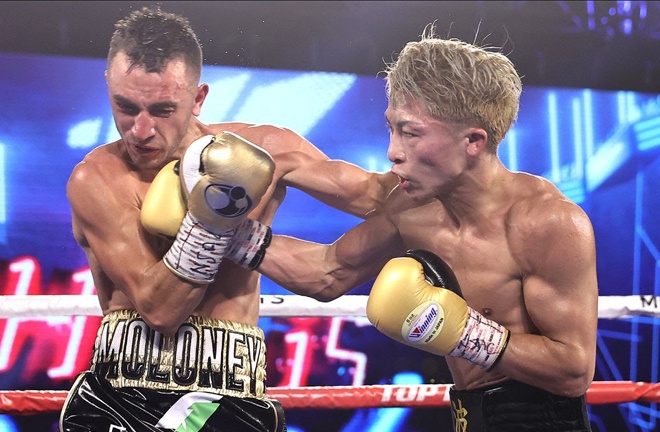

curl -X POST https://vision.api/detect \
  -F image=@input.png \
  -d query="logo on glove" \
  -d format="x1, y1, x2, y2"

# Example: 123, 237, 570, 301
204, 183, 252, 218
405, 302, 444, 344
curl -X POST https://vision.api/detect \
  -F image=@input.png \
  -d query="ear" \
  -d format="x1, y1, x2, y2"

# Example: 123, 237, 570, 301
465, 128, 488, 156
192, 83, 210, 117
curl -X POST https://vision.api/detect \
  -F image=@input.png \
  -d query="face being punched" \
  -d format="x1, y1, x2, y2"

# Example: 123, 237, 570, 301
105, 52, 208, 171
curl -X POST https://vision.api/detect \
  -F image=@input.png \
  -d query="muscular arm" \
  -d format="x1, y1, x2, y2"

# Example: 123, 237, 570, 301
281, 157, 397, 219
228, 124, 401, 296
67, 159, 206, 336
496, 199, 598, 397
228, 124, 397, 219
258, 189, 417, 300
259, 210, 405, 301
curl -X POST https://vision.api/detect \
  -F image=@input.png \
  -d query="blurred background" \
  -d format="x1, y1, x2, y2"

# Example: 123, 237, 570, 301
1, 1, 659, 431
3, 1, 660, 93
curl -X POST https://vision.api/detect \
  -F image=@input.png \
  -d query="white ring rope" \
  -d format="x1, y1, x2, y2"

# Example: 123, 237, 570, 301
0, 294, 658, 319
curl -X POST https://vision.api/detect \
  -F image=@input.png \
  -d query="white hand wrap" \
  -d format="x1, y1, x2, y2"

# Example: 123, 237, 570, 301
226, 219, 272, 269
448, 307, 510, 370
164, 212, 234, 284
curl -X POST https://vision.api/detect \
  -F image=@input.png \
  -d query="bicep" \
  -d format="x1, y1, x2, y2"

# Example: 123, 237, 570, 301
69, 177, 160, 291
521, 209, 598, 350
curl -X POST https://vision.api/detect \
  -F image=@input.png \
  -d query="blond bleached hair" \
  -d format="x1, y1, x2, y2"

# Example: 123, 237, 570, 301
384, 24, 522, 152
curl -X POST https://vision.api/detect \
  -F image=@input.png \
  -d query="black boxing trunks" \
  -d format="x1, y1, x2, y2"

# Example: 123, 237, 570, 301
449, 380, 591, 432
59, 310, 286, 432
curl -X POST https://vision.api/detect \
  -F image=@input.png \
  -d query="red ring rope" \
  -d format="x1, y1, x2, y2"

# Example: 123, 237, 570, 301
1, 381, 659, 416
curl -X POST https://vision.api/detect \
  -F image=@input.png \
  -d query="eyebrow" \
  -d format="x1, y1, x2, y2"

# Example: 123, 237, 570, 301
388, 118, 419, 129
113, 95, 135, 106
112, 95, 178, 111
384, 110, 419, 127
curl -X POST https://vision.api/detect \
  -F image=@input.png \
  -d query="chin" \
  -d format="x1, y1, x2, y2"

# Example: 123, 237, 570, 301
131, 155, 164, 171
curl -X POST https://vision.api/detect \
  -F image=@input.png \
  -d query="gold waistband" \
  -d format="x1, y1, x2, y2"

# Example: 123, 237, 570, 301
90, 310, 267, 399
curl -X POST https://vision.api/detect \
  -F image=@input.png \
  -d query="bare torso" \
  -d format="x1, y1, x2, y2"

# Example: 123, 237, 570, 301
388, 170, 591, 390
72, 122, 297, 326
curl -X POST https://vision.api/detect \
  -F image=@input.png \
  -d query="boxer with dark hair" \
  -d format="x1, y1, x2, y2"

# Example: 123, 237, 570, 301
255, 24, 598, 431
60, 6, 396, 431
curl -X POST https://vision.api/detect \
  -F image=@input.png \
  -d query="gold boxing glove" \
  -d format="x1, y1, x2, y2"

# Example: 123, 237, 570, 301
141, 160, 186, 238
163, 132, 275, 284
179, 131, 275, 233
367, 249, 510, 370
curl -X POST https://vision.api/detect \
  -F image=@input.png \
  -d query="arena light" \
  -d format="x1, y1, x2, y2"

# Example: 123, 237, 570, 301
633, 115, 660, 151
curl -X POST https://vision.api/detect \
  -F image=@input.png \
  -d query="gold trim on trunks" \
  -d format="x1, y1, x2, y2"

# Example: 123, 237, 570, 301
90, 310, 267, 399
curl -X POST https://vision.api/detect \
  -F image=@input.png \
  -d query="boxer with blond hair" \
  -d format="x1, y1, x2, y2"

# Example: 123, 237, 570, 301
255, 25, 598, 431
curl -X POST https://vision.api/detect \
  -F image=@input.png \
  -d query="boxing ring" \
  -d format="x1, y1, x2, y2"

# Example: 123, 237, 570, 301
0, 294, 659, 417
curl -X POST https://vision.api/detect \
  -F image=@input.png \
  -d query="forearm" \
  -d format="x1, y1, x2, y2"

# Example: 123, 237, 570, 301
258, 235, 351, 301
490, 333, 595, 397
256, 212, 400, 300
121, 261, 207, 336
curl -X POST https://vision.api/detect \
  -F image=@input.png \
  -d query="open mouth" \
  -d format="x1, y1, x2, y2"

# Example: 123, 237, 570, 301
395, 173, 410, 190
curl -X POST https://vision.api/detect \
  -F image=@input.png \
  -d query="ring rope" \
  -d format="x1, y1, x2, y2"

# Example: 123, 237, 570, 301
1, 381, 660, 415
0, 295, 658, 318
1, 295, 658, 416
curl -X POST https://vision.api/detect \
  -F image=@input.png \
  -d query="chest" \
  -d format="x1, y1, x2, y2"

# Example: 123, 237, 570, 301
398, 209, 523, 315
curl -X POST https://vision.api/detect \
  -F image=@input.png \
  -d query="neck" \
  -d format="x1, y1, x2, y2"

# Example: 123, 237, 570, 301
439, 157, 511, 227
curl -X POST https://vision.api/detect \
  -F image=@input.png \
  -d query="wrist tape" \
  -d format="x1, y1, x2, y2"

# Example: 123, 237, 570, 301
164, 212, 234, 284
449, 307, 510, 370
226, 219, 272, 270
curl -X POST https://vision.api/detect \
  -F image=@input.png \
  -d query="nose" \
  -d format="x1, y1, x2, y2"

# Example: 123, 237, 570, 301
131, 111, 156, 141
387, 136, 404, 164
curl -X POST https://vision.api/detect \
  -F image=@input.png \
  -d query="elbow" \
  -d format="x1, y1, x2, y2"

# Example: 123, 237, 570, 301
554, 373, 592, 398
555, 354, 595, 398
558, 374, 592, 398
313, 289, 342, 303
307, 276, 346, 303
142, 313, 181, 337
535, 368, 591, 398
134, 298, 182, 337
293, 256, 357, 302
312, 272, 354, 302
572, 359, 596, 397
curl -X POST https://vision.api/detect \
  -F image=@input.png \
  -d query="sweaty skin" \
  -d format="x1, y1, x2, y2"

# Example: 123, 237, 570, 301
258, 99, 599, 398
67, 53, 396, 336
